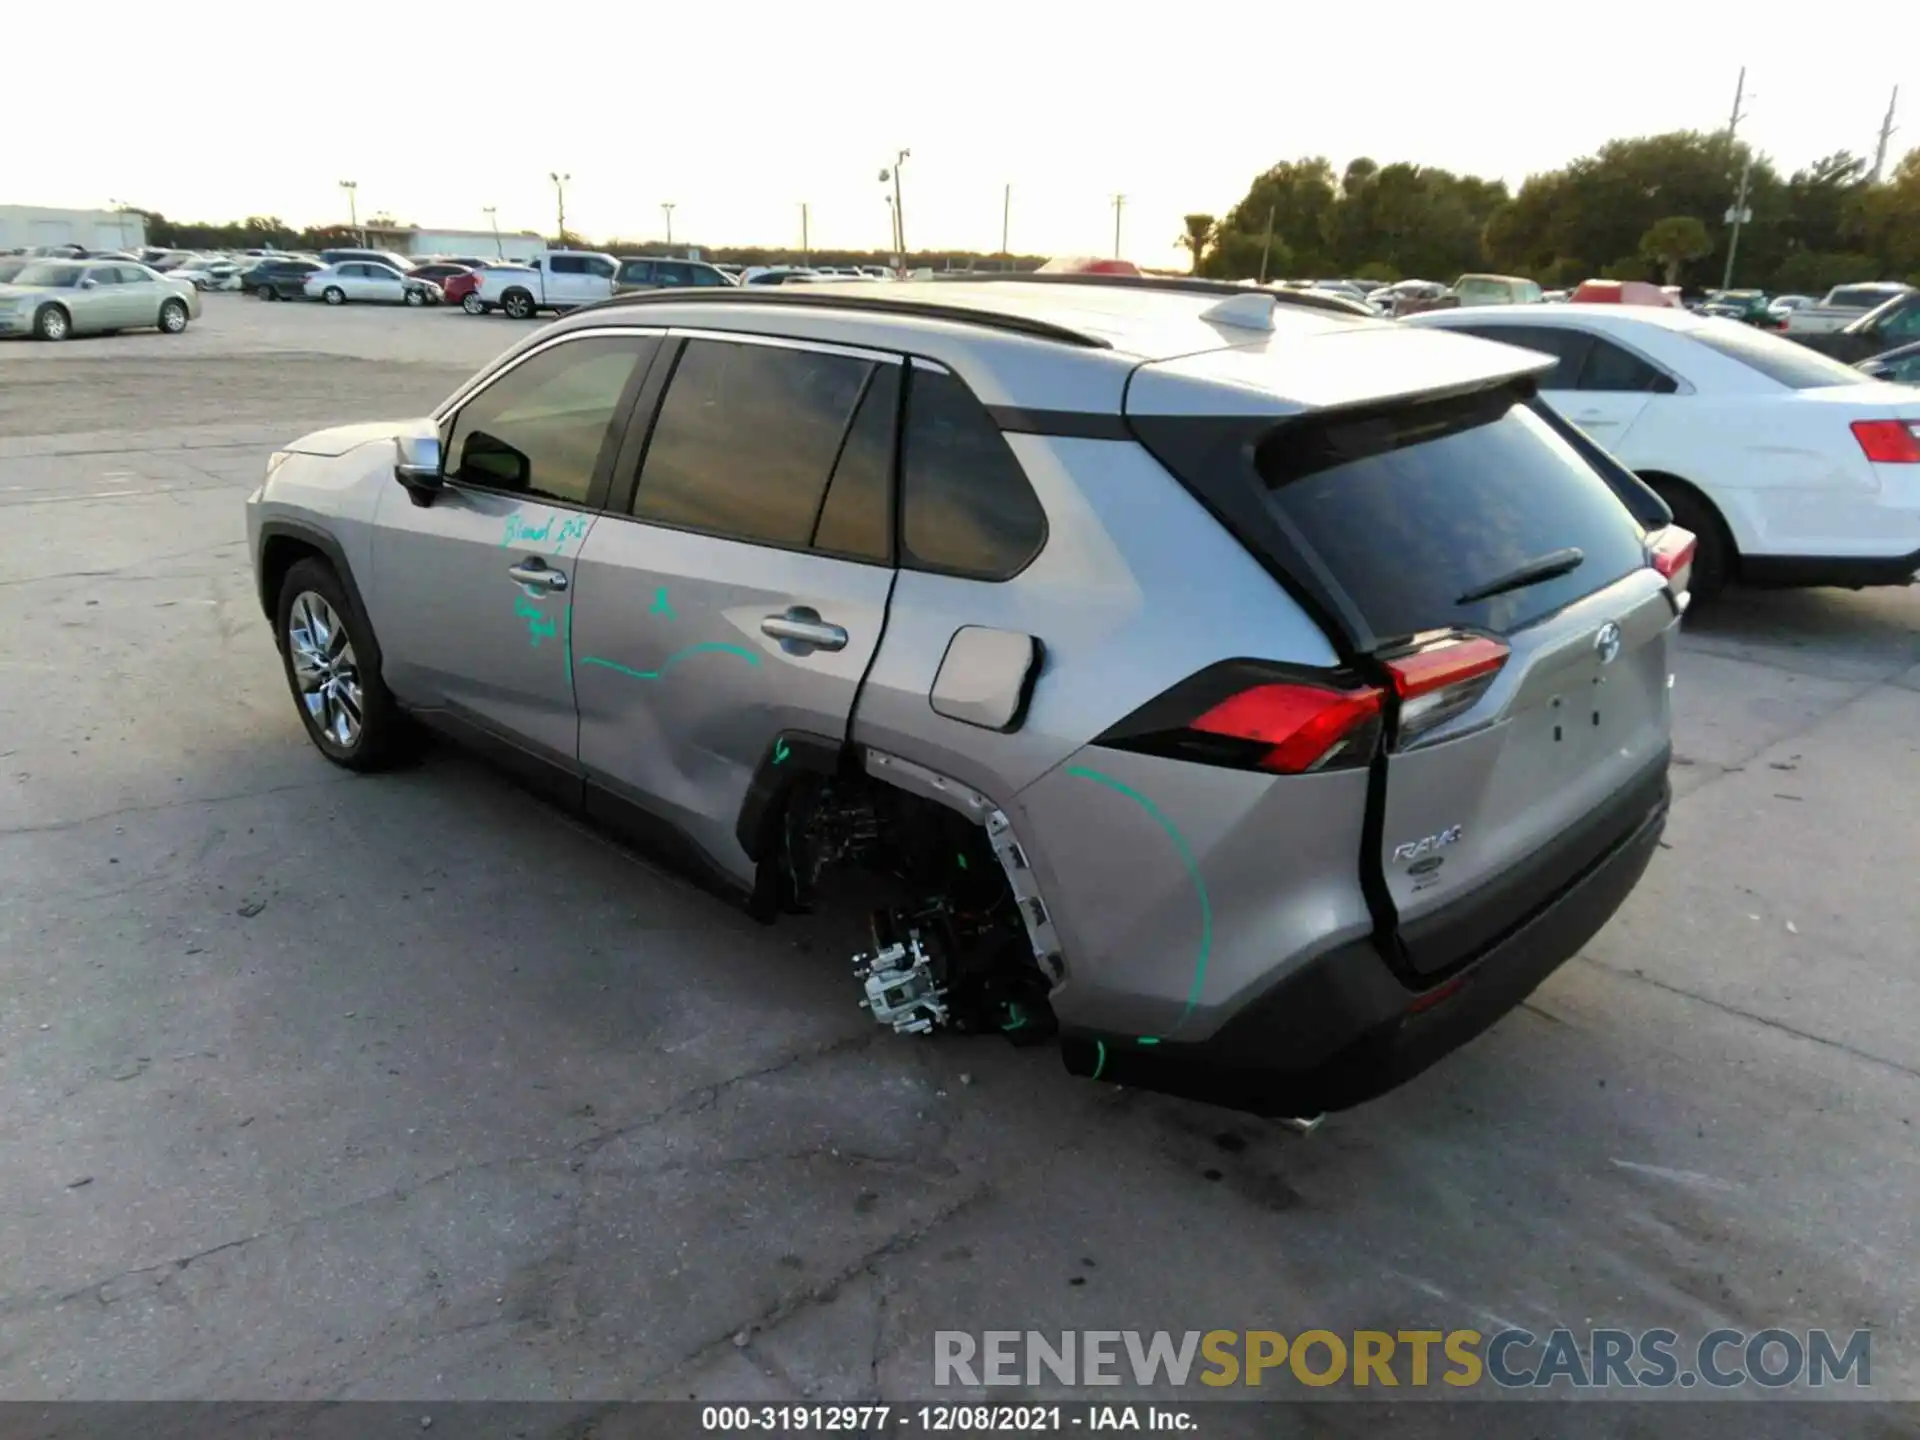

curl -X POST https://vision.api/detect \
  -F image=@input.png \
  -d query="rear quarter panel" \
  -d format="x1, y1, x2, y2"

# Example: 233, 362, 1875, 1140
853, 433, 1357, 1040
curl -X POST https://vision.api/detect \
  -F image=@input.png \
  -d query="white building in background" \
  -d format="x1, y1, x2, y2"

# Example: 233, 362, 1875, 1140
363, 224, 548, 262
0, 205, 146, 252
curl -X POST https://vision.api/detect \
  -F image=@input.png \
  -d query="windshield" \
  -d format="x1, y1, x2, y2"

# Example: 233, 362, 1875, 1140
1689, 322, 1870, 389
13, 262, 83, 288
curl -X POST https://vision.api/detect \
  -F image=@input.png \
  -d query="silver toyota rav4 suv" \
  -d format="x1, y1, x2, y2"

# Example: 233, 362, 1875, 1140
246, 276, 1694, 1117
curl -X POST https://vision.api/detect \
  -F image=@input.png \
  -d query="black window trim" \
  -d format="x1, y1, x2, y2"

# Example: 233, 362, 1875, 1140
438, 326, 668, 516
603, 329, 908, 569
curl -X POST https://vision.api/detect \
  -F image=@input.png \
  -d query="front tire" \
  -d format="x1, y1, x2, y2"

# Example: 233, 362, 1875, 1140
276, 558, 413, 771
158, 298, 189, 334
502, 288, 535, 320
257, 284, 276, 301
33, 305, 70, 341
404, 288, 425, 307
323, 286, 346, 306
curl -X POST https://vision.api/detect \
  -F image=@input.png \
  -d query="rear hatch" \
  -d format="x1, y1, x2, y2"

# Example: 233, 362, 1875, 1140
1128, 338, 1676, 981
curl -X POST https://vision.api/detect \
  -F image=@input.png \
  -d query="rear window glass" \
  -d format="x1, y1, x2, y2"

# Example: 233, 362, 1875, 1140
1255, 389, 1648, 640
1688, 324, 1866, 390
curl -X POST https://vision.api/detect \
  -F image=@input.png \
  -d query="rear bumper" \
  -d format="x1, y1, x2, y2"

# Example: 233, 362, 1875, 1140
1059, 775, 1670, 1116
1740, 547, 1920, 589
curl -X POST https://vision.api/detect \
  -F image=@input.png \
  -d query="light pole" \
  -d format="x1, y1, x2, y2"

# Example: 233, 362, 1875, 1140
800, 203, 810, 265
1001, 183, 1010, 263
339, 180, 361, 245
108, 198, 132, 250
884, 195, 896, 265
879, 149, 909, 267
661, 202, 676, 249
550, 172, 571, 246
483, 205, 502, 258
1111, 194, 1126, 259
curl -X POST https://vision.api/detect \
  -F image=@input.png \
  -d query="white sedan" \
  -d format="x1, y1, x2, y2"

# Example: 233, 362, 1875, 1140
1404, 304, 1920, 595
302, 261, 442, 307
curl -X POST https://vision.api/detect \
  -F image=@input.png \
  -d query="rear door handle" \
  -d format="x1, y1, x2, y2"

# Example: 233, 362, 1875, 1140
508, 559, 568, 592
762, 608, 848, 652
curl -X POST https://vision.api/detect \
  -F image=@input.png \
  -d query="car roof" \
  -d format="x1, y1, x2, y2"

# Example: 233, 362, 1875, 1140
1410, 302, 1712, 335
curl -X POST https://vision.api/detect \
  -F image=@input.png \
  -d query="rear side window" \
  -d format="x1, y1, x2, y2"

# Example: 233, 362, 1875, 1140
617, 260, 653, 285
632, 338, 873, 548
1454, 324, 1592, 388
1688, 324, 1866, 390
1256, 389, 1649, 639
900, 366, 1047, 579
549, 255, 584, 275
1578, 338, 1672, 392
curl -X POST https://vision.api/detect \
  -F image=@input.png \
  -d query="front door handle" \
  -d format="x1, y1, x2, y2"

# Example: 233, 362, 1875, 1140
762, 607, 847, 653
508, 559, 568, 592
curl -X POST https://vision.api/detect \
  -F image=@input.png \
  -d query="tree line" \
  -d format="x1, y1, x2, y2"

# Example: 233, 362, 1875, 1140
1182, 132, 1920, 294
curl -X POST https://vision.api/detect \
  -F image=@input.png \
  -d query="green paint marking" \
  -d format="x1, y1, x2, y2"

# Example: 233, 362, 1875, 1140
579, 642, 760, 683
772, 738, 791, 767
955, 852, 969, 870
649, 587, 676, 619
563, 603, 574, 689
1064, 764, 1213, 1035
1091, 1040, 1108, 1081
1137, 1036, 1161, 1046
514, 594, 556, 647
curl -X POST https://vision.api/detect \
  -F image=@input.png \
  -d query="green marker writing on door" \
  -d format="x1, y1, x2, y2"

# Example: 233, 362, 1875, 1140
650, 587, 676, 619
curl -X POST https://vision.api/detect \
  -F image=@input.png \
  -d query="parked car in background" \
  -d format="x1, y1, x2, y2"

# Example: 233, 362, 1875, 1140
1700, 290, 1778, 327
1768, 294, 1815, 321
612, 257, 737, 295
469, 252, 616, 318
303, 262, 443, 307
1570, 279, 1681, 307
1782, 282, 1915, 336
1451, 273, 1545, 307
173, 258, 246, 292
1787, 290, 1920, 365
407, 262, 476, 289
445, 262, 524, 312
243, 256, 325, 301
319, 248, 417, 273
0, 258, 32, 285
1857, 340, 1920, 385
1406, 304, 1920, 596
0, 259, 200, 340
244, 276, 1683, 1119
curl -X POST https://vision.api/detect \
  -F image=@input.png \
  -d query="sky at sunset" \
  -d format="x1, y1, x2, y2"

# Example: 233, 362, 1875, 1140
9, 0, 1912, 269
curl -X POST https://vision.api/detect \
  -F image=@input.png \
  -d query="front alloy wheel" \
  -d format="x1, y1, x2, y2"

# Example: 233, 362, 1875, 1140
287, 590, 365, 750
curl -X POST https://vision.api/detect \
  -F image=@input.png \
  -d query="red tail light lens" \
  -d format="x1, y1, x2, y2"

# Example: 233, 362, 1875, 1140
1851, 420, 1920, 464
1382, 633, 1510, 745
1648, 526, 1696, 581
1092, 663, 1385, 776
1190, 682, 1386, 774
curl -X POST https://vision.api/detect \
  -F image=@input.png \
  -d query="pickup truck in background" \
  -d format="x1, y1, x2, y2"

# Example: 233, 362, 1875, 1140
1786, 290, 1920, 365
1781, 281, 1915, 336
469, 252, 617, 318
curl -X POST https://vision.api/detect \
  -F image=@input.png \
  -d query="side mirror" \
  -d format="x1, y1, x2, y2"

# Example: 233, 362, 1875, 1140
394, 433, 445, 507
79, 278, 99, 290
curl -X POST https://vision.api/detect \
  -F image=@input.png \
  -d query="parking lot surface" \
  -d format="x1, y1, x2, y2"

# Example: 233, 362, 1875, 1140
2, 296, 1917, 1404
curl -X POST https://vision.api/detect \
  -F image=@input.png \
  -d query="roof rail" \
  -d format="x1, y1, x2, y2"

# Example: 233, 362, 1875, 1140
928, 271, 1377, 318
561, 286, 1112, 349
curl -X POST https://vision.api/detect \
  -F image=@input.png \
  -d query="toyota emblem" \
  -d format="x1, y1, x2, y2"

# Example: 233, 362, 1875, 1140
1594, 621, 1623, 665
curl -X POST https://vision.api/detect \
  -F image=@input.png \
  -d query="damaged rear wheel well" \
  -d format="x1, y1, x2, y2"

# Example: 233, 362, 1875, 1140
745, 742, 1064, 1039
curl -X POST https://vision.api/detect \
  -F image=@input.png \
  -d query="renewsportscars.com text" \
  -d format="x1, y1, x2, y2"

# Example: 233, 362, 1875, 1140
934, 1328, 1871, 1391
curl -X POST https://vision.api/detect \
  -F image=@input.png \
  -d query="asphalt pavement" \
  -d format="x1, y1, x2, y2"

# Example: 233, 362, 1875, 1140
1, 295, 1916, 1406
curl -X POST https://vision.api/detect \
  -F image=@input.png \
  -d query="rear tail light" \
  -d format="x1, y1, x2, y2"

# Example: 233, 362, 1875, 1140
1851, 420, 1920, 464
1093, 663, 1385, 776
1190, 682, 1385, 774
1648, 526, 1696, 581
1381, 633, 1510, 746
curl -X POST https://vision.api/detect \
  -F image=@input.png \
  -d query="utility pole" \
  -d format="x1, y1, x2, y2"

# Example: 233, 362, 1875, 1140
1111, 194, 1126, 259
338, 180, 360, 245
483, 206, 501, 257
800, 203, 810, 265
893, 150, 910, 264
1258, 203, 1276, 284
662, 202, 676, 248
1870, 86, 1900, 184
1720, 68, 1752, 293
1001, 183, 1010, 262
550, 172, 570, 246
